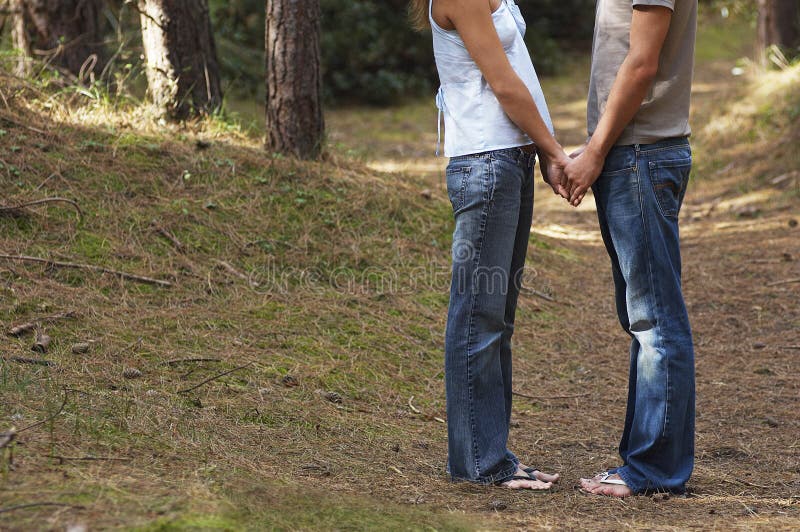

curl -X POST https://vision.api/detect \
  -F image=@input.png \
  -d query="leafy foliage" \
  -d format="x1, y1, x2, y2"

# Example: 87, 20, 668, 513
208, 0, 596, 105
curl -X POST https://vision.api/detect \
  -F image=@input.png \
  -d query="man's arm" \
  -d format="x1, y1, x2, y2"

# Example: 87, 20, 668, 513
564, 5, 673, 206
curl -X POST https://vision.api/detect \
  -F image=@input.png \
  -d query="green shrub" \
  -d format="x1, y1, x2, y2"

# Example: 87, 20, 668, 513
209, 0, 596, 106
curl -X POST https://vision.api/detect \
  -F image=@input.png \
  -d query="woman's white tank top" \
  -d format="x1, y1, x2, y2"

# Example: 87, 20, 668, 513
430, 0, 554, 157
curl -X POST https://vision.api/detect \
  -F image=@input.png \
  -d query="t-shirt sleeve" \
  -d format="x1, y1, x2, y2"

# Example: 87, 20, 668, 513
632, 0, 675, 11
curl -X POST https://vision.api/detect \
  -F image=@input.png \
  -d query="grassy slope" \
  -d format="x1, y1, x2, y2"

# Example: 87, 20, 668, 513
1, 13, 799, 531
0, 79, 477, 529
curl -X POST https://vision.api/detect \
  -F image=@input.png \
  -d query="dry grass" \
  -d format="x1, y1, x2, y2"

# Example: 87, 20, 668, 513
1, 16, 799, 531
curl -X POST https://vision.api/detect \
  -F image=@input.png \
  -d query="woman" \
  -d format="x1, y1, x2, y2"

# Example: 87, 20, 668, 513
410, 0, 570, 489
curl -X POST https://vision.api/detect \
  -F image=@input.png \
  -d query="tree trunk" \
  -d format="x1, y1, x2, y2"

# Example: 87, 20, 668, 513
138, 0, 223, 120
758, 0, 800, 60
265, 0, 324, 159
18, 0, 105, 79
9, 0, 31, 76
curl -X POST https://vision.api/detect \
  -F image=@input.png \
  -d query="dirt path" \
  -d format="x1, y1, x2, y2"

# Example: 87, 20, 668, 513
1, 17, 796, 530
326, 41, 800, 530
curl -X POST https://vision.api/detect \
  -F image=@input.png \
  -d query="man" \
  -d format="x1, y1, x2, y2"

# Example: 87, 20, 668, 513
563, 0, 698, 497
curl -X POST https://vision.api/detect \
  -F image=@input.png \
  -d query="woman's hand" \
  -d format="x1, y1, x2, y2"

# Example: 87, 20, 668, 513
538, 147, 570, 199
564, 144, 604, 207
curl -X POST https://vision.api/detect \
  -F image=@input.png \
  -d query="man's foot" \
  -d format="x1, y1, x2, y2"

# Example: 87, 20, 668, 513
519, 464, 560, 484
498, 466, 555, 490
579, 472, 634, 498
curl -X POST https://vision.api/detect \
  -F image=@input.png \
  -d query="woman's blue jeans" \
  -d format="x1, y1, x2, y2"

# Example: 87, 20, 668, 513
444, 147, 536, 484
592, 137, 696, 494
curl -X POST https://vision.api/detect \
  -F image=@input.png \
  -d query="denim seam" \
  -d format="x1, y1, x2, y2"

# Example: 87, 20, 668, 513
456, 166, 470, 211
648, 159, 692, 219
450, 146, 532, 163
463, 158, 493, 479
650, 162, 675, 219
451, 462, 519, 485
637, 152, 671, 445
636, 141, 690, 154
446, 165, 471, 212
600, 166, 636, 177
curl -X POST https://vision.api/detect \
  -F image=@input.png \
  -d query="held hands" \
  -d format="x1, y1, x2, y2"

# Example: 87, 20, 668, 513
537, 147, 571, 200
537, 142, 604, 207
562, 143, 604, 207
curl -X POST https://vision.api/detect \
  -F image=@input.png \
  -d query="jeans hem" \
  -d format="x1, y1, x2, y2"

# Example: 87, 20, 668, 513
449, 462, 519, 485
615, 467, 644, 494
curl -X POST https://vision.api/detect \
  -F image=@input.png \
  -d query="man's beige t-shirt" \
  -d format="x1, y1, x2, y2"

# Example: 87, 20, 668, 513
587, 0, 698, 146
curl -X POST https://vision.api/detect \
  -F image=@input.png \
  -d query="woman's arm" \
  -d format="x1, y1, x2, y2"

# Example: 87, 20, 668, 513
439, 0, 568, 169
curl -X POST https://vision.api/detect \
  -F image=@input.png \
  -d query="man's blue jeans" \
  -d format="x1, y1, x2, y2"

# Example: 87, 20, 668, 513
592, 137, 696, 494
443, 147, 536, 484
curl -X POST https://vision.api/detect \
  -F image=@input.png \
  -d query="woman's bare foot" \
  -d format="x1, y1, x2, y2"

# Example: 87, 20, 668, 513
519, 464, 560, 484
499, 467, 556, 490
579, 473, 634, 498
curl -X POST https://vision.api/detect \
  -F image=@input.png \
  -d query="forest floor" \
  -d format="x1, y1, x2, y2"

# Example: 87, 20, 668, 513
1, 13, 799, 532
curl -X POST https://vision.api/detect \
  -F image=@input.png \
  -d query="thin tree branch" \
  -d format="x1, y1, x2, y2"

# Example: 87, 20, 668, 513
0, 253, 172, 287
47, 455, 131, 464
0, 197, 83, 220
162, 357, 221, 366
0, 502, 85, 514
512, 391, 591, 401
17, 389, 69, 434
177, 363, 252, 394
767, 277, 800, 287
1, 356, 55, 366
8, 311, 77, 337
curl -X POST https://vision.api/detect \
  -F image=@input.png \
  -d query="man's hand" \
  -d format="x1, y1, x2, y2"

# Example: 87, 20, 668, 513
569, 143, 587, 159
537, 148, 570, 199
564, 146, 604, 207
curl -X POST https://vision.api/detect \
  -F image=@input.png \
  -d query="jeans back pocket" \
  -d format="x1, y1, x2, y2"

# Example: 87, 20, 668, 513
649, 157, 692, 219
446, 165, 472, 212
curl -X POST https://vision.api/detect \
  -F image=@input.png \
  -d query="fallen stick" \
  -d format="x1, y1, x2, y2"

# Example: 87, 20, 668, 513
17, 389, 69, 434
530, 289, 555, 302
0, 502, 85, 515
47, 455, 131, 464
213, 259, 260, 288
408, 395, 421, 414
0, 253, 172, 287
151, 221, 186, 253
2, 356, 55, 366
781, 345, 800, 350
35, 172, 65, 191
717, 475, 773, 490
526, 288, 574, 307
162, 357, 222, 366
8, 322, 36, 337
766, 277, 800, 287
8, 311, 77, 337
177, 362, 252, 394
0, 197, 83, 220
0, 113, 47, 135
512, 391, 591, 401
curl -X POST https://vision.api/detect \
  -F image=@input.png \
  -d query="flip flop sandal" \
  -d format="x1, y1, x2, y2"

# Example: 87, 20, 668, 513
598, 472, 627, 485
577, 471, 627, 494
496, 474, 553, 489
523, 467, 562, 483
523, 467, 543, 479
